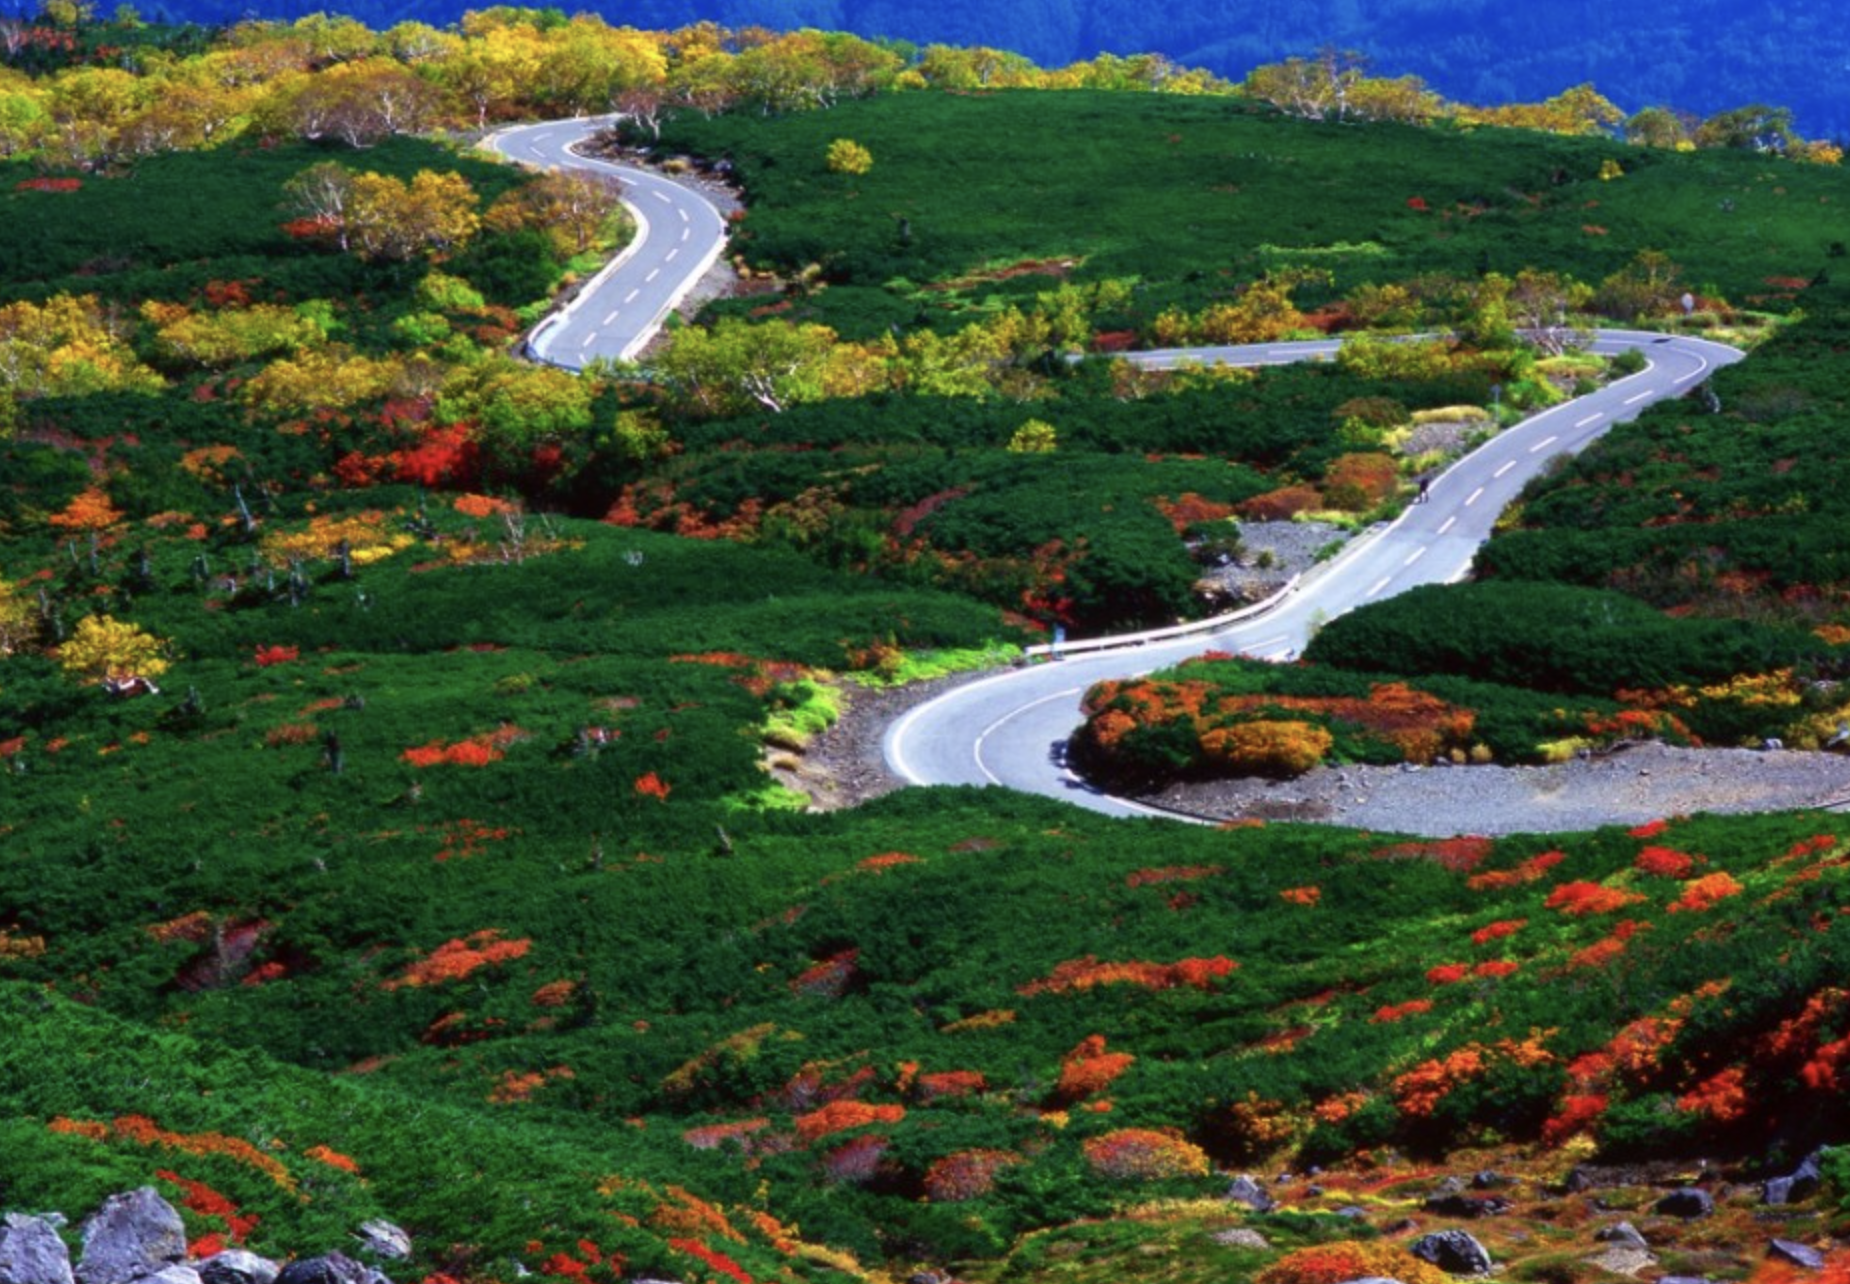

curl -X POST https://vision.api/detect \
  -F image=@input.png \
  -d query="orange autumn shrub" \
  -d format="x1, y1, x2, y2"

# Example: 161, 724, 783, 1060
1322, 452, 1401, 511
1468, 849, 1565, 890
1080, 1128, 1210, 1180
385, 929, 531, 990
916, 1070, 987, 1101
61, 1116, 295, 1190
1238, 484, 1325, 521
1054, 1035, 1133, 1103
49, 485, 125, 531
1258, 1241, 1452, 1284
1019, 955, 1236, 995
1393, 1036, 1552, 1118
1199, 719, 1333, 777
1280, 885, 1321, 906
793, 1100, 904, 1143
1677, 1067, 1749, 1122
303, 1145, 359, 1174
1545, 880, 1646, 916
1668, 871, 1744, 912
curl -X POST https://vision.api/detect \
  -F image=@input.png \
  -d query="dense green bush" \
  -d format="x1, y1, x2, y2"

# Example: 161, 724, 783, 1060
1304, 582, 1834, 700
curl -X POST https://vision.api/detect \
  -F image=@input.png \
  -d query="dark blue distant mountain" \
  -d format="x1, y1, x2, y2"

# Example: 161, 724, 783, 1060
21, 0, 1848, 138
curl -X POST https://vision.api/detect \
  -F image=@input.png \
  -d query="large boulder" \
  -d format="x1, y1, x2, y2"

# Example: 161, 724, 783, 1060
1409, 1230, 1494, 1276
196, 1252, 279, 1284
1595, 1223, 1649, 1249
1, 1214, 75, 1284
272, 1255, 380, 1284
1763, 1151, 1825, 1206
1768, 1241, 1826, 1270
1225, 1175, 1275, 1212
76, 1190, 186, 1284
1653, 1188, 1713, 1219
348, 1226, 407, 1265
141, 1268, 202, 1284
1423, 1194, 1510, 1219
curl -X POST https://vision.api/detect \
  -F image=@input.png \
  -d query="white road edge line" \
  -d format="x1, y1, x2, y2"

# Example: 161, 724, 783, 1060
973, 688, 1087, 785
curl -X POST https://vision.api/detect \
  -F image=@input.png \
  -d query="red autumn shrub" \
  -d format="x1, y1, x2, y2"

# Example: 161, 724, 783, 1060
1372, 998, 1434, 1023
922, 1149, 1021, 1202
1471, 918, 1526, 945
1636, 845, 1695, 878
1668, 871, 1744, 912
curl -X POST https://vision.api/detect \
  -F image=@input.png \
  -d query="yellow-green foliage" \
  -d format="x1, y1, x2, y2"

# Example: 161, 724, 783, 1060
765, 679, 843, 750
0, 294, 164, 399
58, 614, 171, 685
1410, 405, 1492, 425
826, 138, 873, 175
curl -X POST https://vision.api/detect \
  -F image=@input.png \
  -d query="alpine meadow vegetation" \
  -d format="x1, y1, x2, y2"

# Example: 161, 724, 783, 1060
1, 9, 1849, 1284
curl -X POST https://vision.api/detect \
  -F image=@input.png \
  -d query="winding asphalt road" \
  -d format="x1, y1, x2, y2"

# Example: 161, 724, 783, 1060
884, 331, 1744, 819
486, 117, 729, 369
483, 119, 1745, 821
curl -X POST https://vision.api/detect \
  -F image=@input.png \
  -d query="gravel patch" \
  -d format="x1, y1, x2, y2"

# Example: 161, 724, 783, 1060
1198, 519, 1353, 603
1139, 741, 1850, 836
769, 671, 991, 811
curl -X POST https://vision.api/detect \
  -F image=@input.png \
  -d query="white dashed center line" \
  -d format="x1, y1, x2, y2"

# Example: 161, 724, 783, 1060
1529, 434, 1559, 453
1465, 487, 1485, 507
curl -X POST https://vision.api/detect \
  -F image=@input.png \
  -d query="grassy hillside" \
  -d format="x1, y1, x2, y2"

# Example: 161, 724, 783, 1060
3, 70, 1850, 1284
655, 90, 1844, 336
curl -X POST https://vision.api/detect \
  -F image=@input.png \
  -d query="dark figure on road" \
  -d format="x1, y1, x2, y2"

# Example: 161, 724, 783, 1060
1417, 474, 1432, 503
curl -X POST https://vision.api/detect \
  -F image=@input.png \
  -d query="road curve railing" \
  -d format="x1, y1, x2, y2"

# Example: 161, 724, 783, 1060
478, 120, 1751, 820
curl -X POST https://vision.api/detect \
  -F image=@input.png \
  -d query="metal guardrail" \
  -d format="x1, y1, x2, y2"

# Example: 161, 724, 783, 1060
1022, 574, 1302, 659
